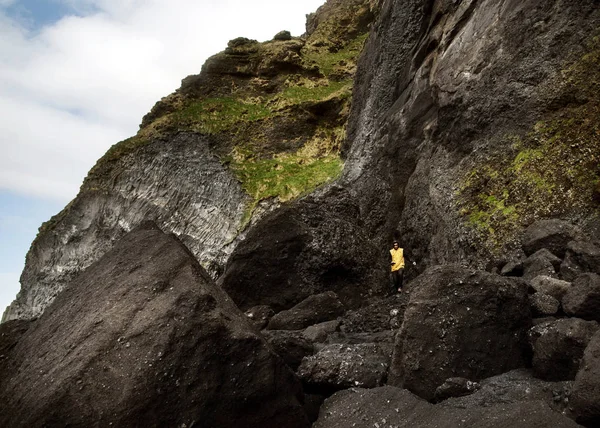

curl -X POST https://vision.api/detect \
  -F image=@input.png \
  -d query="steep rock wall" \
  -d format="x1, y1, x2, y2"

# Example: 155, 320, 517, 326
343, 0, 600, 271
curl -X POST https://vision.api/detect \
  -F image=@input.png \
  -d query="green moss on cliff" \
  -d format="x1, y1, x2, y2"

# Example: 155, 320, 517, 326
175, 97, 272, 134
458, 36, 600, 250
304, 33, 369, 78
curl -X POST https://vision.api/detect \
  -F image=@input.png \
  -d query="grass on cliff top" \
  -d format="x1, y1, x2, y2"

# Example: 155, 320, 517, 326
457, 36, 600, 251
304, 32, 369, 77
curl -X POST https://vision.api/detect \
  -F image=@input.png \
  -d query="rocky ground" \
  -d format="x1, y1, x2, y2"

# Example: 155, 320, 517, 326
3, 219, 600, 426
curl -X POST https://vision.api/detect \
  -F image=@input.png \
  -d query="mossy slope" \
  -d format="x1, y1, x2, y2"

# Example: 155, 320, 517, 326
458, 36, 600, 251
86, 0, 375, 218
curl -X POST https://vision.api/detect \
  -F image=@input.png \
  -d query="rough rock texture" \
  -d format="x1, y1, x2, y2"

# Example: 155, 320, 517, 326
245, 305, 275, 330
267, 291, 346, 330
343, 0, 600, 275
388, 265, 531, 401
433, 377, 480, 403
530, 275, 572, 301
572, 330, 600, 426
261, 330, 315, 371
297, 343, 389, 392
339, 294, 408, 333
441, 369, 573, 417
500, 259, 525, 277
220, 186, 387, 312
529, 318, 599, 381
523, 249, 562, 281
561, 240, 600, 281
563, 273, 600, 321
530, 293, 560, 317
522, 220, 584, 258
303, 320, 341, 343
313, 386, 581, 428
0, 224, 309, 428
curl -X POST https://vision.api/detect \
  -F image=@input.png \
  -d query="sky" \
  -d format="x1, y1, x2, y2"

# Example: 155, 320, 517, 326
0, 0, 326, 317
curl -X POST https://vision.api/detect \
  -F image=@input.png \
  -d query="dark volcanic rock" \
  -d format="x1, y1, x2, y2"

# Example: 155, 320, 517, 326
561, 240, 600, 281
245, 305, 275, 330
500, 259, 524, 277
529, 318, 599, 381
0, 319, 31, 362
434, 377, 480, 403
530, 292, 560, 317
522, 220, 584, 258
572, 330, 600, 425
441, 369, 573, 417
297, 343, 389, 392
261, 330, 315, 371
303, 320, 340, 343
530, 275, 572, 301
523, 249, 562, 281
220, 187, 386, 312
267, 291, 345, 330
313, 386, 581, 428
0, 224, 309, 428
563, 273, 600, 321
340, 295, 408, 333
388, 265, 531, 401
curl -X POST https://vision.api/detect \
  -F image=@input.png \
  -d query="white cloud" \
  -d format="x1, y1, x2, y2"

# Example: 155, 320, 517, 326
0, 0, 325, 202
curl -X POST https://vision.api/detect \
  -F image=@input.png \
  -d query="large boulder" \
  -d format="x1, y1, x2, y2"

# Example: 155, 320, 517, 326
388, 265, 531, 401
0, 223, 309, 428
522, 219, 583, 258
267, 291, 346, 330
529, 318, 599, 381
219, 187, 386, 312
571, 330, 600, 425
313, 386, 581, 428
297, 343, 389, 392
563, 273, 600, 321
560, 240, 600, 281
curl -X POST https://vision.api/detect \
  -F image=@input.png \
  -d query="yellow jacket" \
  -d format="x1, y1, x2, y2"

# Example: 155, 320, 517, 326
390, 248, 404, 272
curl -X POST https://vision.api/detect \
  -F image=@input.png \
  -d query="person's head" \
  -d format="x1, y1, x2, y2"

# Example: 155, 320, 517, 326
393, 241, 399, 249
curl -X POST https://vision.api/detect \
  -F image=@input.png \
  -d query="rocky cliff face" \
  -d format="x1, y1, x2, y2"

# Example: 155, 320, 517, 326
4, 0, 600, 426
3, 0, 376, 321
4, 0, 600, 327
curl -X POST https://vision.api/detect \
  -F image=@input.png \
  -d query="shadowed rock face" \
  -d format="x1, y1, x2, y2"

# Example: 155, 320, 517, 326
343, 0, 600, 271
0, 223, 309, 428
388, 265, 531, 401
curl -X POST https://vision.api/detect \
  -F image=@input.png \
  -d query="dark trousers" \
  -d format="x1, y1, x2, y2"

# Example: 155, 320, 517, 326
390, 269, 404, 292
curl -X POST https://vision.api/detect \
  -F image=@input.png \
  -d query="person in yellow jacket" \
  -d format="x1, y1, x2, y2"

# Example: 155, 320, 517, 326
390, 241, 405, 293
